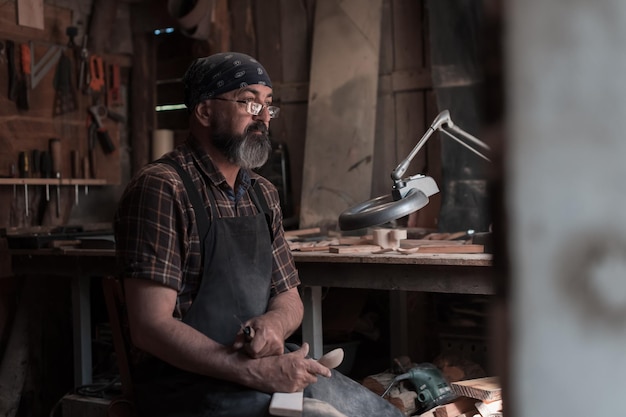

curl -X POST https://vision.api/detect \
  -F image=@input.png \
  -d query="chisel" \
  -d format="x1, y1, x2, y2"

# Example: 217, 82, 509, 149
40, 151, 52, 201
50, 138, 62, 217
18, 151, 29, 217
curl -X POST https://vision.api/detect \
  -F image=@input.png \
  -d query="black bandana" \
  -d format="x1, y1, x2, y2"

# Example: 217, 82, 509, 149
183, 52, 272, 110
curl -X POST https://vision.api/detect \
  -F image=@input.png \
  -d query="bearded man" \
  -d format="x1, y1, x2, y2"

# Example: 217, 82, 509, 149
114, 52, 404, 417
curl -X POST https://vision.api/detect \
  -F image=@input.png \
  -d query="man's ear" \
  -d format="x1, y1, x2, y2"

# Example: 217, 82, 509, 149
194, 101, 211, 126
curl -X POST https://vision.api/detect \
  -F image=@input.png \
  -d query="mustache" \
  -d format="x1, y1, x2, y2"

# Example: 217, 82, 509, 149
246, 122, 268, 135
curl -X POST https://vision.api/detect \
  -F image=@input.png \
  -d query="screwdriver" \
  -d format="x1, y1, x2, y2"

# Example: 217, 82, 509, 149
50, 138, 62, 217
18, 151, 29, 217
40, 151, 52, 201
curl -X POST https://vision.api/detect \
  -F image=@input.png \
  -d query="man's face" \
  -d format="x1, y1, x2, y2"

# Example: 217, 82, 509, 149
209, 85, 274, 169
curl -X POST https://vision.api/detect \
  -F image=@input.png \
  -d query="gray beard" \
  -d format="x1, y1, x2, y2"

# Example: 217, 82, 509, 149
212, 122, 272, 169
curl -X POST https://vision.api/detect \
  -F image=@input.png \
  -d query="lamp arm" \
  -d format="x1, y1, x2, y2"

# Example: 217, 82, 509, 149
441, 124, 491, 162
391, 127, 436, 181
391, 110, 453, 182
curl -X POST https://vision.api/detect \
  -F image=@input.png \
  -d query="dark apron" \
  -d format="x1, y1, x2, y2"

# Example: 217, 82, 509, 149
134, 159, 404, 417
134, 158, 274, 417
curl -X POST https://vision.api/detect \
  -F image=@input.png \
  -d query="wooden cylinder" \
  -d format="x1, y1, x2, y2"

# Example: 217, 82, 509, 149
49, 138, 62, 175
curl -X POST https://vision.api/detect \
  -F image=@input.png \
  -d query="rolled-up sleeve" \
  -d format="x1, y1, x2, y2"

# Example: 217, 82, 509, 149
114, 166, 193, 292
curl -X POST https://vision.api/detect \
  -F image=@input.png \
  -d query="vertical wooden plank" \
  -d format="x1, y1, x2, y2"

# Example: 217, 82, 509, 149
130, 9, 156, 174
253, 0, 282, 82
209, 0, 231, 53
371, 0, 397, 198
87, 0, 121, 54
299, 0, 383, 229
230, 0, 255, 56
275, 0, 314, 220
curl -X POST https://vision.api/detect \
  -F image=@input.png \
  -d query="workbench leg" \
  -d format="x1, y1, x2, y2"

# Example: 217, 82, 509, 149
390, 291, 409, 359
301, 286, 324, 359
71, 276, 92, 387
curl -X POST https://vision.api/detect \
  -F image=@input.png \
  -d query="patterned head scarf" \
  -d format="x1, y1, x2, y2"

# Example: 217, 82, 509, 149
183, 52, 272, 110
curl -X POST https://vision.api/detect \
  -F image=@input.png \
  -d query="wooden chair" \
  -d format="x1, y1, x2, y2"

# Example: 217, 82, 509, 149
102, 276, 136, 417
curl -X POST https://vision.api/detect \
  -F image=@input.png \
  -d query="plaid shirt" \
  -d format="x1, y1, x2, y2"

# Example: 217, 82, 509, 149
114, 136, 300, 319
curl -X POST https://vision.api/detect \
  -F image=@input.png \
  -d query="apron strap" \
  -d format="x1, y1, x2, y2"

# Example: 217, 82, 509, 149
250, 181, 274, 244
155, 157, 274, 244
155, 158, 211, 243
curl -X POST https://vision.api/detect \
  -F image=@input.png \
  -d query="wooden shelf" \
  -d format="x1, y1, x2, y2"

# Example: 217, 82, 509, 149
0, 178, 108, 186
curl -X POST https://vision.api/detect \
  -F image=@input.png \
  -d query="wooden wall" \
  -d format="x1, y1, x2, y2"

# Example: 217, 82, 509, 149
0, 1, 134, 233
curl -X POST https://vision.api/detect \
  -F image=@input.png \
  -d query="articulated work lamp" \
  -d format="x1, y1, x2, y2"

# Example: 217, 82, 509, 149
338, 110, 491, 231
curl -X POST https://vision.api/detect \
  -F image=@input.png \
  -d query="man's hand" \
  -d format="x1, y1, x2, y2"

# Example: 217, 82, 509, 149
242, 343, 332, 393
232, 315, 285, 358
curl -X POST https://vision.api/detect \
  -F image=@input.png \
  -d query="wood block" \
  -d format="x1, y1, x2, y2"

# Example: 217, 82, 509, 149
450, 377, 501, 403
475, 399, 502, 416
362, 372, 395, 394
269, 392, 303, 417
372, 228, 407, 249
432, 396, 477, 417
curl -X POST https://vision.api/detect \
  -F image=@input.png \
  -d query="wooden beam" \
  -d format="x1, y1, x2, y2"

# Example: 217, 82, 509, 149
299, 0, 383, 228
88, 0, 121, 54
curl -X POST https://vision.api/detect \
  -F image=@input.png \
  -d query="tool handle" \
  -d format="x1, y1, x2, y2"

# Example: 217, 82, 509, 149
18, 151, 29, 177
97, 129, 116, 154
40, 151, 52, 178
20, 44, 31, 75
31, 150, 40, 176
49, 138, 62, 175
71, 150, 80, 178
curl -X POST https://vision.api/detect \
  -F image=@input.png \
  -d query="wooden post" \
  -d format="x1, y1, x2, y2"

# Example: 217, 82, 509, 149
129, 27, 155, 174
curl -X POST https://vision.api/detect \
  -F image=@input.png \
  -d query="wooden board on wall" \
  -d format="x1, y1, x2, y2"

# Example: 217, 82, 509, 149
299, 0, 383, 229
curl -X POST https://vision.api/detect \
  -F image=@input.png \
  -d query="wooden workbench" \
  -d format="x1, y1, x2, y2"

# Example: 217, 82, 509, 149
10, 248, 493, 386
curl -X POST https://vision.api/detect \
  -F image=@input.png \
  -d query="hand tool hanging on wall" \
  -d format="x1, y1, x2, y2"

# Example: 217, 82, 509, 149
17, 43, 30, 110
88, 105, 116, 154
29, 41, 63, 89
53, 53, 78, 116
78, 35, 89, 92
49, 138, 62, 217
40, 151, 51, 202
0, 41, 6, 65
71, 150, 80, 206
18, 151, 29, 217
107, 63, 122, 107
6, 40, 18, 101
88, 54, 105, 95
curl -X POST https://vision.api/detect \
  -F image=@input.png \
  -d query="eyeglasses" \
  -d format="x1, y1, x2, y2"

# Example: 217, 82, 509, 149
209, 97, 280, 118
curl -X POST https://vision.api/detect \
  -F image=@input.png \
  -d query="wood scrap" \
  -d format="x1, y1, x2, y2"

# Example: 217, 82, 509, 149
289, 238, 339, 252
398, 245, 484, 254
329, 244, 381, 254
401, 239, 467, 248
284, 227, 322, 239
450, 377, 501, 403
423, 231, 469, 240
362, 372, 417, 415
337, 235, 372, 245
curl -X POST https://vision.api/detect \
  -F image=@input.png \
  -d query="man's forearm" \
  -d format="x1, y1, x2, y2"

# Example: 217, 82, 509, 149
264, 287, 303, 339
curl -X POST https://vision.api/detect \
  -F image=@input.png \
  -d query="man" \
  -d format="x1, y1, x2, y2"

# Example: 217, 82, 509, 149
114, 52, 403, 417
